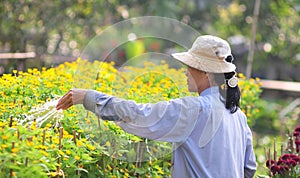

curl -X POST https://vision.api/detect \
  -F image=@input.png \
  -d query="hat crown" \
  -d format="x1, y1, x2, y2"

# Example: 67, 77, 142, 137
189, 35, 231, 60
171, 35, 236, 73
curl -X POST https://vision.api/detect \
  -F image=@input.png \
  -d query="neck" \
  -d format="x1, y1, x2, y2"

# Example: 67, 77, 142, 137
197, 84, 210, 95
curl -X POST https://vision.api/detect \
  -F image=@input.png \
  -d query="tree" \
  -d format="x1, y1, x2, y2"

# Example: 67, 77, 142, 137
0, 0, 299, 80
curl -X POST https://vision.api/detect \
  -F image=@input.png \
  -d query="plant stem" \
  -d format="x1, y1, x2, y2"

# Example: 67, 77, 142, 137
42, 129, 46, 145
274, 138, 276, 161
73, 130, 77, 145
10, 142, 15, 178
9, 116, 13, 127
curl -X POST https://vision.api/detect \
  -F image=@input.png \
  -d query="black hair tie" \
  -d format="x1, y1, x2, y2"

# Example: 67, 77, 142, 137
225, 55, 234, 63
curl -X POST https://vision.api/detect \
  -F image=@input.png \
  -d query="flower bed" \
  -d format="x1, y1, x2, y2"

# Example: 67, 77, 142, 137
265, 126, 300, 177
0, 59, 262, 177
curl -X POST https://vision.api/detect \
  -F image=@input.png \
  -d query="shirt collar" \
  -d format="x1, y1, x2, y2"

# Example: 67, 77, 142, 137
200, 86, 219, 96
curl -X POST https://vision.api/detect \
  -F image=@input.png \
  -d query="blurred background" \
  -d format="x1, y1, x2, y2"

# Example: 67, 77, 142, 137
1, 0, 299, 79
0, 0, 299, 175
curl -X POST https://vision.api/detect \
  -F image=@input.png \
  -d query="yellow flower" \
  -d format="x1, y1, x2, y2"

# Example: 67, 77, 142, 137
105, 141, 111, 147
59, 150, 64, 156
238, 73, 245, 79
40, 150, 49, 157
2, 135, 8, 140
11, 148, 19, 153
64, 134, 73, 139
86, 144, 96, 151
107, 165, 112, 170
0, 122, 6, 127
26, 140, 33, 147
40, 145, 48, 150
52, 138, 59, 144
50, 144, 56, 149
77, 140, 83, 146
66, 150, 71, 155
11, 171, 16, 176
50, 172, 57, 177
75, 155, 80, 160
30, 125, 36, 130
81, 138, 87, 142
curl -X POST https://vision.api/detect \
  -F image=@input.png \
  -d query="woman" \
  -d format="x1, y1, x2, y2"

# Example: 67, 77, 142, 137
56, 35, 257, 178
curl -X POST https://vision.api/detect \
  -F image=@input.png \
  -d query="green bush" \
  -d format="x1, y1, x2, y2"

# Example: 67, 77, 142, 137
0, 59, 262, 177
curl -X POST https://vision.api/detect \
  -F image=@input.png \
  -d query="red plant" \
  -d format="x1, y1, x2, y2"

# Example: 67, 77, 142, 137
265, 126, 300, 177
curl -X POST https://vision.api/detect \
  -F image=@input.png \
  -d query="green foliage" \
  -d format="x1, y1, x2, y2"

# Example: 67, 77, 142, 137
1, 0, 299, 71
238, 73, 263, 126
124, 40, 145, 60
253, 100, 281, 134
0, 59, 262, 177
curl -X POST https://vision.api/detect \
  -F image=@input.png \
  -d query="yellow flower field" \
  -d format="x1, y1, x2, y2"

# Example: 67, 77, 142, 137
0, 59, 262, 177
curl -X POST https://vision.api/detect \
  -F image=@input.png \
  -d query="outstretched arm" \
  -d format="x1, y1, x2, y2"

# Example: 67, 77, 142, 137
56, 89, 201, 142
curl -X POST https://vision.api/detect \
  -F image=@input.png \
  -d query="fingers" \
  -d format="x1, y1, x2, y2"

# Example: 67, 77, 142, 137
61, 100, 73, 110
56, 89, 87, 110
56, 90, 74, 110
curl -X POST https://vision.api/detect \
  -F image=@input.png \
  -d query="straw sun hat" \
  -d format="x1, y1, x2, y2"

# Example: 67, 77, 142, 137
172, 35, 236, 73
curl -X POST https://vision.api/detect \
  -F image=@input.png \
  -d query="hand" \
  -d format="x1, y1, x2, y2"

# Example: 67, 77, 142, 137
56, 89, 88, 110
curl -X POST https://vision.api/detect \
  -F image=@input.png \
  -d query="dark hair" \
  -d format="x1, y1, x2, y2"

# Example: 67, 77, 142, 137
213, 56, 240, 113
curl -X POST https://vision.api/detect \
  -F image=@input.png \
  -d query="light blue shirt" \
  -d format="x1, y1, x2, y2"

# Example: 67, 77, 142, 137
83, 87, 257, 178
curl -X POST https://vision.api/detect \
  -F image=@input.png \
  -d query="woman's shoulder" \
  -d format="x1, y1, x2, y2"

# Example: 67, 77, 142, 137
171, 95, 214, 109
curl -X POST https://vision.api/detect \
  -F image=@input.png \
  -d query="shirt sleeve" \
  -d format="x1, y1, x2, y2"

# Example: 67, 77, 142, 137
244, 126, 257, 178
83, 90, 201, 142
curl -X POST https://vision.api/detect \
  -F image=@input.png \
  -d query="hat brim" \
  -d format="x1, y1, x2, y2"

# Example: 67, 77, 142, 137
171, 52, 236, 73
